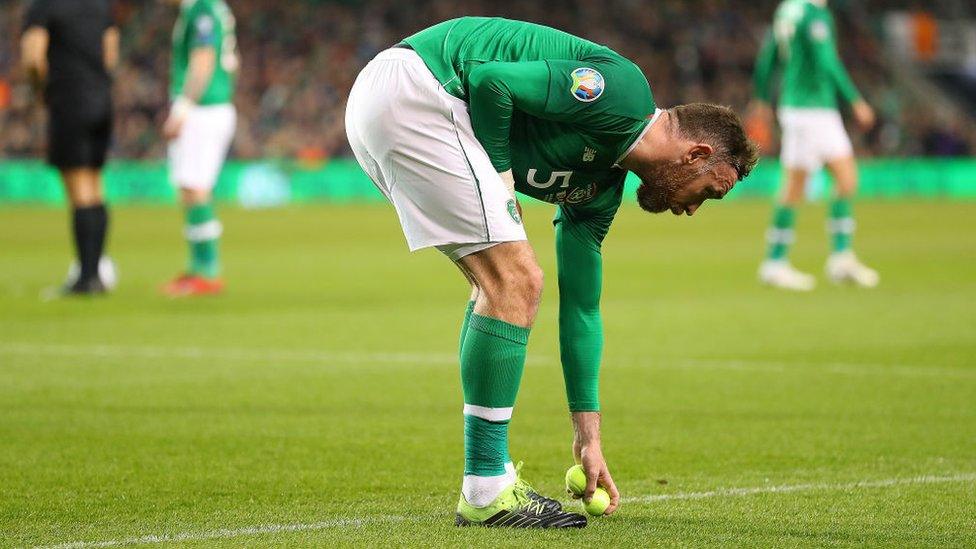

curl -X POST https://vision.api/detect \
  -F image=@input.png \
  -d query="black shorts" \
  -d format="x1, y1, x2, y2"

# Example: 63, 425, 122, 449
47, 103, 112, 170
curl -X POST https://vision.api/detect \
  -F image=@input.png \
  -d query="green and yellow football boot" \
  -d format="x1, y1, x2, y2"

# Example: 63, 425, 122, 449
455, 480, 586, 528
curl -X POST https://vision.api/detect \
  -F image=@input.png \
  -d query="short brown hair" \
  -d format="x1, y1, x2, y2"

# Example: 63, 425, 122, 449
670, 103, 759, 181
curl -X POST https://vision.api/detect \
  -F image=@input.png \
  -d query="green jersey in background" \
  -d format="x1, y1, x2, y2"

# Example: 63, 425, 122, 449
170, 0, 238, 105
753, 0, 861, 109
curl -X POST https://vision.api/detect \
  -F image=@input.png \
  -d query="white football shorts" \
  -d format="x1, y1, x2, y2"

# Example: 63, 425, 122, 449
778, 107, 854, 172
344, 47, 527, 261
168, 103, 237, 191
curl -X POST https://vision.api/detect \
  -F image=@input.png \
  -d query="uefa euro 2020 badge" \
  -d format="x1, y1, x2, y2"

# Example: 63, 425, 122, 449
570, 68, 604, 102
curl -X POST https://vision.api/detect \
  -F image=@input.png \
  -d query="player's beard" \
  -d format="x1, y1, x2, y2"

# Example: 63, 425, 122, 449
636, 160, 700, 214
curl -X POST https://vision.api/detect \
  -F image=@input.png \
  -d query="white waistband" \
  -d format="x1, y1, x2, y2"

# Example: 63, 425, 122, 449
372, 47, 424, 63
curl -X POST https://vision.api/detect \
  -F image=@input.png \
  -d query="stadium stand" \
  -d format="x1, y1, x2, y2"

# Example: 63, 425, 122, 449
1, 0, 973, 161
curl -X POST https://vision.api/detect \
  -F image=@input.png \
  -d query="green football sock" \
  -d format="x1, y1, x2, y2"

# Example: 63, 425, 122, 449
829, 198, 854, 253
184, 202, 221, 278
460, 313, 530, 477
766, 205, 796, 260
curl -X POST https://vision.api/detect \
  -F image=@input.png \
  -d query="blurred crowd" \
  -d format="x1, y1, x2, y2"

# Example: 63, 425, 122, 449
1, 0, 973, 161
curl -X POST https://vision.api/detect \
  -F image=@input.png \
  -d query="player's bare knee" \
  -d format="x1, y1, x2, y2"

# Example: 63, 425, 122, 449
782, 177, 807, 205
521, 262, 544, 307
180, 187, 211, 206
835, 175, 858, 197
506, 260, 543, 319
477, 260, 542, 321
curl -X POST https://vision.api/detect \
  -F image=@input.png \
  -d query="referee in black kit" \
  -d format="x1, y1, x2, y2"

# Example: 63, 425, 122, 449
21, 0, 119, 295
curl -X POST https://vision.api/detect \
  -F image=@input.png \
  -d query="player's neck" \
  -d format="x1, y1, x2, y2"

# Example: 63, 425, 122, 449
619, 110, 679, 171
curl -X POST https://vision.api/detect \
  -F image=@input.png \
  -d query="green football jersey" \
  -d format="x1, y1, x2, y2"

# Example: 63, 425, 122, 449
170, 0, 238, 105
753, 0, 860, 109
404, 18, 649, 413
405, 17, 655, 211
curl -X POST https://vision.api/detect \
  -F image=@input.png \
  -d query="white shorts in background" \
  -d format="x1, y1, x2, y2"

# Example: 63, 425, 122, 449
778, 107, 854, 172
168, 103, 237, 191
344, 47, 527, 261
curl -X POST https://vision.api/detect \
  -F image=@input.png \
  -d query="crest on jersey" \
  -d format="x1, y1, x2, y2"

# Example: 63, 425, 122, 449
809, 20, 830, 42
506, 199, 522, 225
565, 183, 598, 204
570, 68, 604, 102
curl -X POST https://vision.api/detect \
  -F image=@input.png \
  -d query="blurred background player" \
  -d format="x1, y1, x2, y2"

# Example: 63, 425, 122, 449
21, 0, 119, 295
752, 0, 880, 291
162, 0, 238, 297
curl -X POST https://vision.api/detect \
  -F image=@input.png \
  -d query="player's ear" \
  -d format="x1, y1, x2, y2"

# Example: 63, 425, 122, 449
684, 143, 714, 166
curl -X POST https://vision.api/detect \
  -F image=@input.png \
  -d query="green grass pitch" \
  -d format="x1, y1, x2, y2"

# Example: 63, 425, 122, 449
1, 201, 974, 547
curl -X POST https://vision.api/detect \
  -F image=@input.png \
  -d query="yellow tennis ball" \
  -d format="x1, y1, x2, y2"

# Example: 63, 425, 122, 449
583, 487, 611, 516
565, 465, 586, 496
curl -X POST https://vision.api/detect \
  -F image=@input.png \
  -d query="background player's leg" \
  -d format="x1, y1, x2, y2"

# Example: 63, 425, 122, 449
165, 106, 234, 296
767, 167, 805, 261
825, 156, 858, 255
455, 241, 543, 507
62, 168, 108, 288
759, 168, 816, 291
824, 156, 879, 287
180, 187, 221, 280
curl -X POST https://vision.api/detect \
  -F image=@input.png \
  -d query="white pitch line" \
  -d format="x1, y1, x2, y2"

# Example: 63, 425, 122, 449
27, 473, 976, 549
0, 342, 462, 366
622, 472, 976, 504
665, 358, 976, 379
2, 341, 972, 378
32, 516, 409, 549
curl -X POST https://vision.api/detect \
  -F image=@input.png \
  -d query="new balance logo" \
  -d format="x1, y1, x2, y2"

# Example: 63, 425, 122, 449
582, 147, 596, 162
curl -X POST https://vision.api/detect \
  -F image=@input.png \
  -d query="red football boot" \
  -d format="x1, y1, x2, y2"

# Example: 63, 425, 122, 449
163, 273, 224, 297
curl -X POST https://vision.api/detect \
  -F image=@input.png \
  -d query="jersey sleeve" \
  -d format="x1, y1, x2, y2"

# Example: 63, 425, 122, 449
753, 29, 779, 103
23, 0, 51, 32
187, 5, 219, 49
467, 60, 566, 172
467, 58, 650, 172
542, 59, 649, 120
808, 11, 861, 104
552, 184, 623, 412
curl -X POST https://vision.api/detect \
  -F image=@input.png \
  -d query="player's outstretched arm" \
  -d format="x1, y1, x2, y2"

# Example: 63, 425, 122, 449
554, 187, 621, 412
555, 189, 622, 514
555, 212, 605, 413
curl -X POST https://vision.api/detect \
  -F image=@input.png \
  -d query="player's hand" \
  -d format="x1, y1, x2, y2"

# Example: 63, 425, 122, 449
852, 100, 876, 131
578, 441, 620, 515
163, 96, 193, 140
162, 113, 185, 140
572, 411, 620, 515
498, 170, 516, 199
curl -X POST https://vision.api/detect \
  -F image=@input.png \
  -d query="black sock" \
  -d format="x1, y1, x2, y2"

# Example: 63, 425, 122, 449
72, 204, 108, 281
